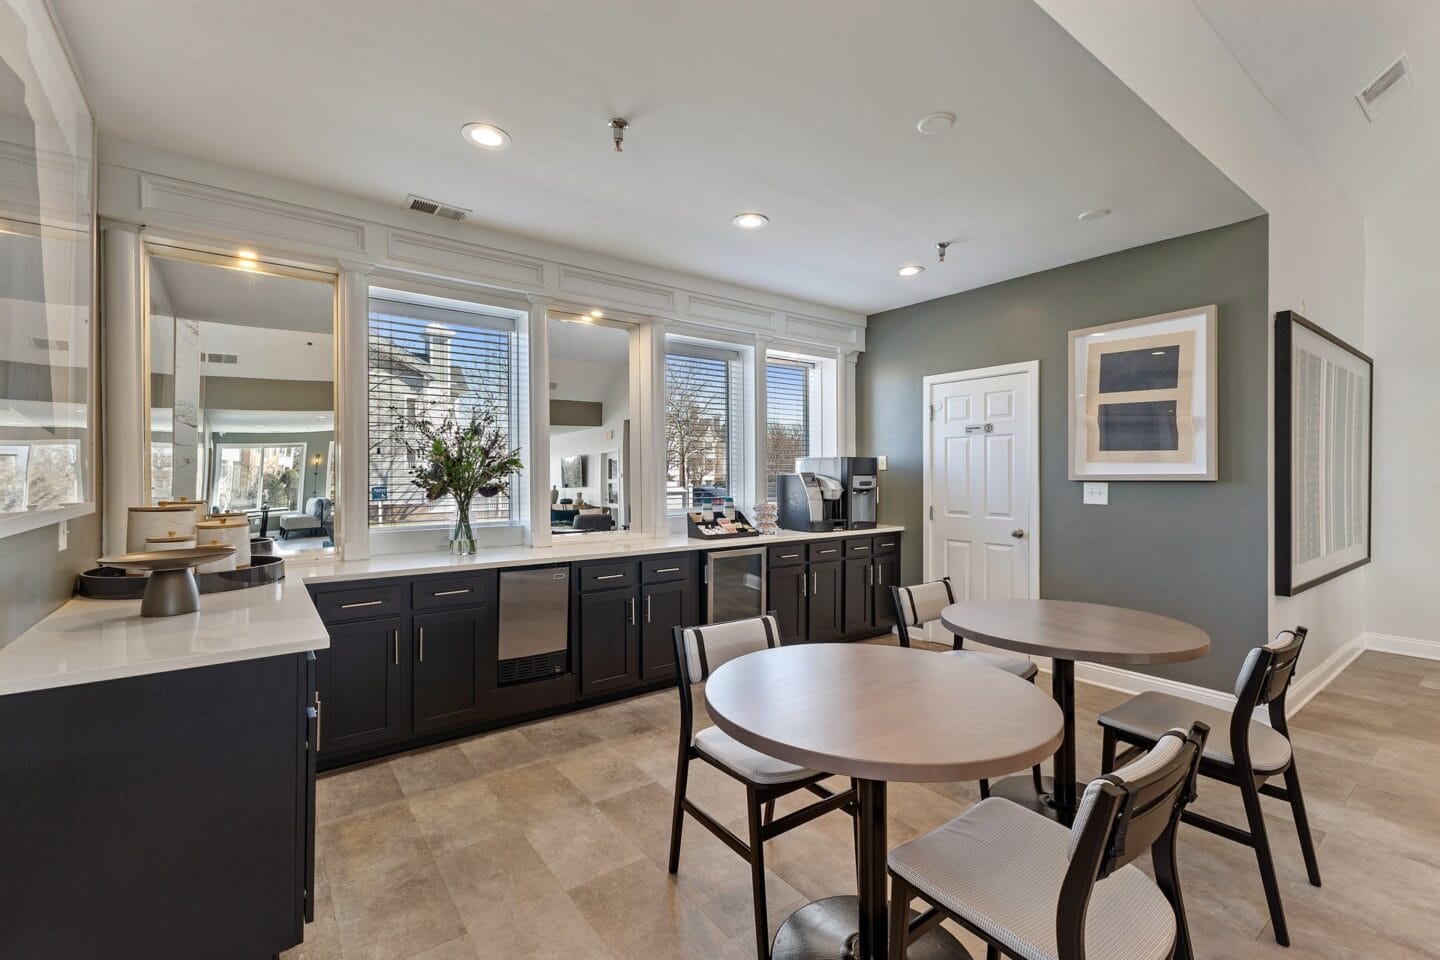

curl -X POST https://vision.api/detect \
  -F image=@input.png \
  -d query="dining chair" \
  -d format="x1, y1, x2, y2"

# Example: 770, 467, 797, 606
1096, 627, 1319, 947
669, 616, 859, 960
888, 722, 1209, 960
890, 577, 1045, 798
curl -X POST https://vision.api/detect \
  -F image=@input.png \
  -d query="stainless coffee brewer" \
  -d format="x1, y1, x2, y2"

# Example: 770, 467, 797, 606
776, 456, 878, 531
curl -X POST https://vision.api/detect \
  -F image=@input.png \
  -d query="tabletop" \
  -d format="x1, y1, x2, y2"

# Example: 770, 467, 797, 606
703, 644, 1063, 783
939, 598, 1211, 666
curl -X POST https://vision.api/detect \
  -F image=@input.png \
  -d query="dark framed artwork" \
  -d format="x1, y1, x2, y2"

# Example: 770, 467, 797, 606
560, 454, 585, 487
1068, 305, 1218, 480
1275, 310, 1372, 596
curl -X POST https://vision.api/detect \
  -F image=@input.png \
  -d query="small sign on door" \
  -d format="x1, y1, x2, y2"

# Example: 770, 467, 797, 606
964, 423, 995, 434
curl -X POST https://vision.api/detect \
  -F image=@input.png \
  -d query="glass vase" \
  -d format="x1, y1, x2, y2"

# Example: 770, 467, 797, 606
449, 497, 476, 555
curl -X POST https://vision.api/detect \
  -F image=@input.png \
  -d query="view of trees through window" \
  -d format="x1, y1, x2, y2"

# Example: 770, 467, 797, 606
0, 442, 82, 512
214, 443, 304, 512
665, 351, 739, 511
766, 358, 816, 498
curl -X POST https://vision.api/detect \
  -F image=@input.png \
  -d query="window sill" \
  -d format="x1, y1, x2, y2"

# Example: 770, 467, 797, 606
0, 502, 96, 541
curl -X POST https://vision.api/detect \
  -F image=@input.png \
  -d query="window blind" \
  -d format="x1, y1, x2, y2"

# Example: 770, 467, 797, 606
665, 349, 741, 512
368, 300, 517, 528
766, 358, 816, 498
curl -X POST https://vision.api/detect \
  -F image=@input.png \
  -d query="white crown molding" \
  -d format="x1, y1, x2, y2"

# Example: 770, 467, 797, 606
137, 173, 369, 254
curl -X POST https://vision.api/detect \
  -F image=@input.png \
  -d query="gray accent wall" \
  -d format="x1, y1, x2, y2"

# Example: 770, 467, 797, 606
857, 217, 1269, 690
0, 515, 99, 642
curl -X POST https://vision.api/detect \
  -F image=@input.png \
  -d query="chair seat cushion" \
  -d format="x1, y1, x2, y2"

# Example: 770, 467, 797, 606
1098, 691, 1292, 773
889, 798, 1176, 960
946, 649, 1039, 680
693, 725, 816, 786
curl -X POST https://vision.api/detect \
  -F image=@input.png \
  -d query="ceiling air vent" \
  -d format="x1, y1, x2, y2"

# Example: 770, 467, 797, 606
204, 352, 239, 365
1357, 54, 1414, 122
405, 194, 472, 222
29, 337, 69, 351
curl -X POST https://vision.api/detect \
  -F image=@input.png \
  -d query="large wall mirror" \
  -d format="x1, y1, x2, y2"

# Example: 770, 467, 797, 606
146, 247, 338, 558
548, 312, 633, 536
0, 0, 96, 535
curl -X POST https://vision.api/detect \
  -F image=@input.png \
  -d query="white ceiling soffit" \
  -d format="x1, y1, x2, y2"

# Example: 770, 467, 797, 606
55, 0, 1260, 314
1194, 0, 1440, 216
150, 256, 334, 332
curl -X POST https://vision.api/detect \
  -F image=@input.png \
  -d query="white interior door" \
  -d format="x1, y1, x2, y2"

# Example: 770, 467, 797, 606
924, 364, 1038, 644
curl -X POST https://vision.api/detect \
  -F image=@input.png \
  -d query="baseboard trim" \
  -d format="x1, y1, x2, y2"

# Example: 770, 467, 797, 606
1285, 634, 1365, 716
1072, 662, 1237, 714
1363, 632, 1440, 661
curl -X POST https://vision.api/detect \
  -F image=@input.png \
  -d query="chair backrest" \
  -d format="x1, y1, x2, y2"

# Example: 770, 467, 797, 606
1234, 627, 1307, 709
671, 616, 780, 741
889, 578, 956, 646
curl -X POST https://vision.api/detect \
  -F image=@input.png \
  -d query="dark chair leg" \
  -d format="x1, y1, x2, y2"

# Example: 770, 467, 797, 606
1152, 822, 1194, 960
888, 871, 911, 960
1031, 764, 1044, 794
985, 945, 1000, 960
763, 799, 775, 827
978, 778, 990, 800
1100, 728, 1117, 775
667, 755, 689, 874
851, 778, 863, 895
746, 787, 770, 960
1238, 773, 1289, 946
1283, 764, 1322, 887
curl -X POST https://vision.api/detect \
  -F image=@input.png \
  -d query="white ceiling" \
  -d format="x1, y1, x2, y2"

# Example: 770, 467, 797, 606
150, 257, 334, 332
55, 0, 1260, 314
1194, 0, 1440, 216
548, 317, 630, 363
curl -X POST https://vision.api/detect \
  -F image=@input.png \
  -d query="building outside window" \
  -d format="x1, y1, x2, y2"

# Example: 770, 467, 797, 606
665, 346, 743, 512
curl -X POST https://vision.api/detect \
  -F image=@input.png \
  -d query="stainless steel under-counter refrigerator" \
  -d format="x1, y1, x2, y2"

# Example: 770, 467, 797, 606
705, 547, 767, 623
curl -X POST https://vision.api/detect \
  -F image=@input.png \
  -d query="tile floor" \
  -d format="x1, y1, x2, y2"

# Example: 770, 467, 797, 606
287, 647, 1440, 960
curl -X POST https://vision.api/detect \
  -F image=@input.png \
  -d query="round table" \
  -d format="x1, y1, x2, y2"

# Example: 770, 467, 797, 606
705, 643, 1063, 960
940, 599, 1210, 824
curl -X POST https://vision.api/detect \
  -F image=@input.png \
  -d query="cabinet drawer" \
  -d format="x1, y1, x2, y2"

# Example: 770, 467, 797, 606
411, 572, 496, 611
807, 541, 844, 563
844, 537, 875, 557
312, 584, 403, 624
874, 535, 901, 555
641, 554, 691, 584
577, 560, 638, 592
768, 545, 807, 568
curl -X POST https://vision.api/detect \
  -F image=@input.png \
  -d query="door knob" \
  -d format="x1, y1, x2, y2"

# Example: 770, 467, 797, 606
1011, 529, 1026, 539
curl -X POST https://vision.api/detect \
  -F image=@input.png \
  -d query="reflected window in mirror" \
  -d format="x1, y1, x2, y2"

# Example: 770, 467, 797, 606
146, 250, 336, 558
549, 313, 631, 535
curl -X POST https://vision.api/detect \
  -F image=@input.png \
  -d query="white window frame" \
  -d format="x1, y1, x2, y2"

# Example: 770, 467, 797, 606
664, 338, 749, 516
763, 352, 824, 498
212, 441, 309, 513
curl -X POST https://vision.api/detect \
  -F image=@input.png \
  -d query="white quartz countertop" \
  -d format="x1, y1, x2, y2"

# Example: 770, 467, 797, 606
0, 576, 329, 697
299, 525, 906, 585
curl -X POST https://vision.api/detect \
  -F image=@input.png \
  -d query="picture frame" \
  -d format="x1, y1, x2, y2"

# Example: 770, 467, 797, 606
1274, 310, 1372, 596
0, 0, 99, 538
1068, 305, 1218, 481
560, 454, 585, 488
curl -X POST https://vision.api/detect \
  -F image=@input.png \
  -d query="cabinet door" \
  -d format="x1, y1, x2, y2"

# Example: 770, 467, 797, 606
413, 608, 493, 734
873, 554, 901, 632
640, 579, 694, 682
579, 588, 640, 696
807, 561, 844, 642
843, 558, 875, 635
314, 617, 405, 755
767, 564, 809, 644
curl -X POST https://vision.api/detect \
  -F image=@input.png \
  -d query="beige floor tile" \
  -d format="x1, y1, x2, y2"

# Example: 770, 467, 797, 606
330, 855, 466, 960
483, 760, 592, 824
455, 725, 551, 777
553, 742, 656, 802
316, 760, 403, 824
281, 897, 343, 960
607, 726, 682, 785
518, 710, 605, 755
318, 800, 430, 894
524, 802, 646, 890
403, 934, 483, 960
407, 776, 511, 856
569, 857, 735, 960
388, 744, 477, 797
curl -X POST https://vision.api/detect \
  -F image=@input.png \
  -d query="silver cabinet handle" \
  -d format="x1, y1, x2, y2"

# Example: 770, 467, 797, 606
818, 548, 837, 555
645, 594, 652, 622
801, 572, 808, 597
628, 597, 637, 626
433, 588, 470, 597
340, 599, 383, 609
315, 693, 322, 749
876, 566, 883, 586
653, 566, 681, 574
393, 629, 399, 666
418, 627, 425, 662
812, 572, 817, 594
866, 565, 874, 587
779, 553, 799, 559
596, 573, 626, 581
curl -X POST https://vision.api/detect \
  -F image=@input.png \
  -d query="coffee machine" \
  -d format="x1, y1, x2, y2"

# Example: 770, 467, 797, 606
777, 456, 879, 531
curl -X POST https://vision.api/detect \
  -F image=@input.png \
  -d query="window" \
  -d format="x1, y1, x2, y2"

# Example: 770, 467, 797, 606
213, 443, 305, 512
765, 357, 819, 498
150, 442, 174, 502
367, 295, 518, 528
0, 442, 81, 512
665, 345, 742, 512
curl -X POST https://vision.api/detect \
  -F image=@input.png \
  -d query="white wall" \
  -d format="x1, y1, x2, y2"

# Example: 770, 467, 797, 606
549, 356, 629, 510
1363, 161, 1440, 646
1033, 0, 1368, 673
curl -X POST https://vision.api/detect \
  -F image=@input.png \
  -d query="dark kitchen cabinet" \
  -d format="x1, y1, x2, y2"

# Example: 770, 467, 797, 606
873, 552, 901, 631
413, 607, 493, 734
767, 563, 809, 644
843, 557, 875, 635
640, 578, 693, 682
579, 587, 640, 696
315, 616, 405, 754
807, 560, 843, 641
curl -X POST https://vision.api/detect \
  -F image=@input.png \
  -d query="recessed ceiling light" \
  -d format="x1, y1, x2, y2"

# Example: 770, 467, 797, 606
589, 309, 604, 318
896, 265, 925, 278
732, 212, 769, 229
916, 112, 956, 135
236, 249, 257, 261
461, 122, 511, 149
1077, 208, 1111, 222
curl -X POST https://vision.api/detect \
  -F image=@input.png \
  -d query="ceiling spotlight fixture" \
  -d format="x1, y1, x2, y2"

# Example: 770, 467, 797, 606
236, 249, 258, 261
896, 264, 925, 278
732, 212, 769, 229
936, 241, 950, 263
589, 309, 604, 318
1077, 208, 1111, 222
461, 122, 511, 149
917, 112, 956, 136
608, 117, 628, 152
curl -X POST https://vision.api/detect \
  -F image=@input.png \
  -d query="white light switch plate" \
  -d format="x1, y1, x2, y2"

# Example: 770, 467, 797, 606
877, 456, 887, 470
1083, 482, 1109, 505
58, 519, 69, 550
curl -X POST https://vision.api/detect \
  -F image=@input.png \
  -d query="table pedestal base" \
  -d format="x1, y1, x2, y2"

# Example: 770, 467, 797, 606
772, 896, 972, 960
988, 775, 1087, 825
